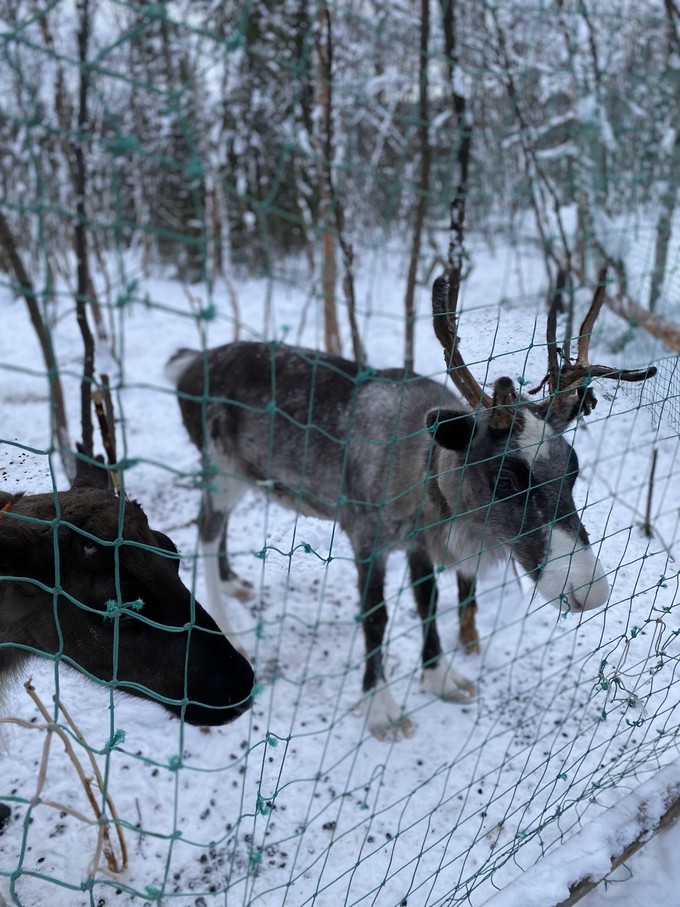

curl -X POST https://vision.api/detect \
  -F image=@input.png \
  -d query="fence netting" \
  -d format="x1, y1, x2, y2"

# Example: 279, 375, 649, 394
0, 1, 679, 905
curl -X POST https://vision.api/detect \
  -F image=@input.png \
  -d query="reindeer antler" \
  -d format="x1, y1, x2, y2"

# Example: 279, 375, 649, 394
530, 267, 657, 417
432, 275, 492, 409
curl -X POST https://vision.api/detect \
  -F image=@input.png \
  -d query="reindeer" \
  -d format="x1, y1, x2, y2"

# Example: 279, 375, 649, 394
0, 482, 255, 728
165, 273, 654, 737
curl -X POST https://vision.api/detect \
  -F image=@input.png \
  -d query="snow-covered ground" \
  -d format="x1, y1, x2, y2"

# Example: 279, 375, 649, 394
0, 239, 678, 906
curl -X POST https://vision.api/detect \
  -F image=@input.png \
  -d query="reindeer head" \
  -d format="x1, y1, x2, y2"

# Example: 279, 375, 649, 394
0, 488, 254, 725
429, 272, 656, 614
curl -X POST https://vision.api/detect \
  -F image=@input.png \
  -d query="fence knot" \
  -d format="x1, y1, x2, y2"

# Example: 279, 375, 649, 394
105, 598, 144, 617
104, 729, 126, 752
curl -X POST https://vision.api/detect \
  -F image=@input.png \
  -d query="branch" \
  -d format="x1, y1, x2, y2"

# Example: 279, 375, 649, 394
403, 0, 430, 375
606, 290, 680, 351
74, 0, 95, 457
0, 208, 73, 479
0, 680, 128, 876
441, 0, 472, 280
315, 5, 341, 356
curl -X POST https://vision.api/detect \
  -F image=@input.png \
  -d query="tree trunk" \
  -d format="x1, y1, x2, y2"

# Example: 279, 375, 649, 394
648, 129, 680, 313
75, 0, 95, 458
403, 0, 430, 376
0, 209, 73, 479
440, 0, 472, 290
315, 5, 341, 356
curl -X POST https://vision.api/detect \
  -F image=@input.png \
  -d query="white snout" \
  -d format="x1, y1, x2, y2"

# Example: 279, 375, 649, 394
536, 527, 610, 613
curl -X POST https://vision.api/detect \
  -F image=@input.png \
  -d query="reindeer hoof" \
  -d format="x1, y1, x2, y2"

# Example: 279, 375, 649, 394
462, 637, 481, 656
422, 662, 476, 703
373, 715, 414, 741
361, 684, 414, 740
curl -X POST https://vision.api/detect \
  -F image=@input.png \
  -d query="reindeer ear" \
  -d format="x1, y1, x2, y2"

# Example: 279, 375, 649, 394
427, 409, 476, 451
537, 389, 588, 430
72, 442, 110, 491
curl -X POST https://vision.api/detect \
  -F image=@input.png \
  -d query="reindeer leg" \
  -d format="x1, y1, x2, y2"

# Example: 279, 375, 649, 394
355, 552, 413, 739
200, 489, 250, 651
203, 480, 253, 603
457, 573, 480, 654
410, 551, 475, 703
217, 515, 254, 602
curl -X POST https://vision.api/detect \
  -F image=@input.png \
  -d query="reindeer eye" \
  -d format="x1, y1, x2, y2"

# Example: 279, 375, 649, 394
495, 474, 515, 496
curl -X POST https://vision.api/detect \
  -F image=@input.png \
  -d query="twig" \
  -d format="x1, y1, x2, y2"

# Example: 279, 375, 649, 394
1, 680, 127, 876
100, 375, 117, 464
641, 448, 658, 539
57, 697, 128, 873
91, 375, 120, 495
0, 208, 73, 478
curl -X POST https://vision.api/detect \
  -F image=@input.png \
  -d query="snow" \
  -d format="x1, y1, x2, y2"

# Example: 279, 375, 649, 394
0, 239, 679, 906
485, 760, 680, 907
578, 813, 680, 907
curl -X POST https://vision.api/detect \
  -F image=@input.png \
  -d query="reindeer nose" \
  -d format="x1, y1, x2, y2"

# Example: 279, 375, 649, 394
183, 689, 253, 726
536, 528, 610, 613
569, 563, 610, 612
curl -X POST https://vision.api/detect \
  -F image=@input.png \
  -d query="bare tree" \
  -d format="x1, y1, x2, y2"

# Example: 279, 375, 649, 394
0, 209, 72, 479
440, 0, 473, 312
439, 0, 485, 651
403, 0, 431, 375
315, 4, 341, 356
313, 4, 365, 363
488, 5, 572, 283
648, 0, 680, 313
74, 0, 95, 458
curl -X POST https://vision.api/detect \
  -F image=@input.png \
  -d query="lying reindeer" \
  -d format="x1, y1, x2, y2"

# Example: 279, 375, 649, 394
0, 481, 255, 728
166, 274, 653, 736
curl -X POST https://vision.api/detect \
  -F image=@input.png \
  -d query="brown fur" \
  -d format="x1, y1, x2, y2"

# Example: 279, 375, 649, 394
0, 487, 254, 726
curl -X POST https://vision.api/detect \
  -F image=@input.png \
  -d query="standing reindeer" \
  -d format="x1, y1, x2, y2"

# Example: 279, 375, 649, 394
166, 274, 654, 737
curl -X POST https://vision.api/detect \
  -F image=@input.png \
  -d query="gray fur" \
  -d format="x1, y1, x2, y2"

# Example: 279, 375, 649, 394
168, 341, 609, 734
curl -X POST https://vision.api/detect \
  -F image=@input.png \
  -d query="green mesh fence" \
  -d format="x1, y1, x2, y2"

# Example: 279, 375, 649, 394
1, 1, 679, 905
